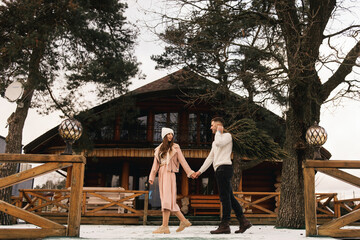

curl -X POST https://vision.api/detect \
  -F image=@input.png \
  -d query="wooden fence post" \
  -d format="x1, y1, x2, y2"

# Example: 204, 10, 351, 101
304, 166, 317, 236
67, 163, 85, 237
143, 191, 148, 225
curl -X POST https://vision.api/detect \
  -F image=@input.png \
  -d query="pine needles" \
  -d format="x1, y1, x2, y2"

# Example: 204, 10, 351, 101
227, 118, 288, 161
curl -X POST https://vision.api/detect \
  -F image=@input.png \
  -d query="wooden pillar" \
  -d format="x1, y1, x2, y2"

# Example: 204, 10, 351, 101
179, 111, 188, 145
114, 115, 121, 141
121, 161, 130, 190
238, 175, 243, 191
304, 166, 317, 236
67, 162, 85, 237
181, 169, 189, 196
147, 111, 154, 143
143, 191, 148, 225
65, 166, 72, 188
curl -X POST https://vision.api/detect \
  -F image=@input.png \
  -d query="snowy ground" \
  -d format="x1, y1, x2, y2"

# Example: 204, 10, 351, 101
1, 224, 338, 239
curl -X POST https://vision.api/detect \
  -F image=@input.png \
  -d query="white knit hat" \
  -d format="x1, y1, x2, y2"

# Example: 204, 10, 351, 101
161, 127, 174, 139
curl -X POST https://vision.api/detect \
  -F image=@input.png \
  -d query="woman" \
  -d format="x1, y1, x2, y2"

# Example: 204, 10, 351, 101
149, 127, 194, 234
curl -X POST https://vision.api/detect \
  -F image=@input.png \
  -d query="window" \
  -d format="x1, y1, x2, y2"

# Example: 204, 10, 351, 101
199, 113, 212, 144
188, 113, 197, 143
88, 124, 114, 142
188, 113, 212, 145
153, 112, 178, 142
120, 115, 147, 141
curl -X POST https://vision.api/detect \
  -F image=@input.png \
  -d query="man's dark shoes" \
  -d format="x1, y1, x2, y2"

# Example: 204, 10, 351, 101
210, 221, 231, 234
235, 216, 252, 234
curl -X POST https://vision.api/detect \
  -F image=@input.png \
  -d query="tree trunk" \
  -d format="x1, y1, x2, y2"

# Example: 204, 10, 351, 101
0, 88, 34, 225
232, 155, 242, 191
276, 74, 321, 228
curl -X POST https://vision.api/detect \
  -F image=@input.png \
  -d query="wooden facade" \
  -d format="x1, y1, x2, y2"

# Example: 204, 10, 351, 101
23, 69, 285, 218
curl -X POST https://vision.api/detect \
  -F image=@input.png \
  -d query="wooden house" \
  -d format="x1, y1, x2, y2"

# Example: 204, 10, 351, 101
23, 69, 285, 218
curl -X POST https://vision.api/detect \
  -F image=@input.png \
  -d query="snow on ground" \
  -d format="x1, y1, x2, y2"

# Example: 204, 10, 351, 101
1, 224, 337, 240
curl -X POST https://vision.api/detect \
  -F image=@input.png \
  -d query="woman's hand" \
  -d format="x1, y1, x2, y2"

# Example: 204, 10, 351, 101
149, 180, 153, 185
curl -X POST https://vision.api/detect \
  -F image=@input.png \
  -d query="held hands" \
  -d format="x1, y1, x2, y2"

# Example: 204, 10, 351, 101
190, 171, 201, 179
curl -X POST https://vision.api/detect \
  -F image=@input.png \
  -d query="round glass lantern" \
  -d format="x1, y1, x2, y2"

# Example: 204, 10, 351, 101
306, 122, 327, 159
58, 118, 83, 155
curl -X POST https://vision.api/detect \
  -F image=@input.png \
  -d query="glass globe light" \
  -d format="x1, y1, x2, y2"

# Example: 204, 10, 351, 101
306, 121, 327, 159
58, 118, 83, 155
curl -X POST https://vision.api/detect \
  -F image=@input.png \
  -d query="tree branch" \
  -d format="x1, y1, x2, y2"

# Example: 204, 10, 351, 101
321, 40, 360, 101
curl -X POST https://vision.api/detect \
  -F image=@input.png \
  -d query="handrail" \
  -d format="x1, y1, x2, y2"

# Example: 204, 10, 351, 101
17, 188, 149, 225
0, 153, 85, 239
303, 159, 360, 238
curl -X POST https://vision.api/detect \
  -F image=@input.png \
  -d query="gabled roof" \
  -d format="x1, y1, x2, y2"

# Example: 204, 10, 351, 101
131, 68, 215, 95
24, 69, 213, 153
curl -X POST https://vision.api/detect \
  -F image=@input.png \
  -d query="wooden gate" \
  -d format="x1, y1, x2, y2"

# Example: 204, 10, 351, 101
0, 153, 85, 239
303, 160, 360, 238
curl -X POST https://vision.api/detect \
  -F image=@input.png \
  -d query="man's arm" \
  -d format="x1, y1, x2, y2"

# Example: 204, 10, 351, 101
198, 147, 214, 174
213, 132, 232, 147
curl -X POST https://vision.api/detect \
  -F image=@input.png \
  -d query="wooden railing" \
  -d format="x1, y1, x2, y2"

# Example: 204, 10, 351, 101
303, 160, 360, 238
316, 193, 338, 218
0, 153, 85, 239
334, 198, 360, 218
233, 192, 280, 217
16, 188, 149, 224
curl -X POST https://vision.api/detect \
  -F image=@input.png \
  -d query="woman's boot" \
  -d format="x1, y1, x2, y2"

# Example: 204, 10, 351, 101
152, 225, 170, 234
176, 219, 192, 232
210, 221, 231, 234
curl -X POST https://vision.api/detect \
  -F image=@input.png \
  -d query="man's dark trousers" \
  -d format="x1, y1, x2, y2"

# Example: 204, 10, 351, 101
215, 165, 244, 222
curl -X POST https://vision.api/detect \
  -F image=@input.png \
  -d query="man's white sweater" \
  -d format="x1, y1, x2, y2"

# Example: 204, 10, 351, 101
199, 131, 232, 173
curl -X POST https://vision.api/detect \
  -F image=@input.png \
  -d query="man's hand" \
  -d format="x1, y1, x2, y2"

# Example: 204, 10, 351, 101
193, 171, 201, 179
149, 180, 153, 185
217, 125, 224, 133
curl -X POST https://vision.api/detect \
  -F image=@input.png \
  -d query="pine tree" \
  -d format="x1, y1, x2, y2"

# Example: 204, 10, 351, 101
0, 0, 139, 225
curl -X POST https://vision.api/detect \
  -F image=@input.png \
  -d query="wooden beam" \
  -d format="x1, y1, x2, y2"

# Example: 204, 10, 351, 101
319, 208, 360, 230
0, 162, 72, 189
0, 228, 66, 239
303, 167, 317, 236
0, 154, 86, 163
65, 166, 73, 188
0, 200, 65, 229
144, 191, 148, 225
121, 161, 129, 190
318, 229, 360, 238
181, 169, 189, 196
304, 160, 360, 169
317, 168, 360, 188
66, 163, 85, 237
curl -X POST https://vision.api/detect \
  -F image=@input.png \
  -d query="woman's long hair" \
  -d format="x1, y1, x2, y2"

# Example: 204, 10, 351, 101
159, 135, 174, 159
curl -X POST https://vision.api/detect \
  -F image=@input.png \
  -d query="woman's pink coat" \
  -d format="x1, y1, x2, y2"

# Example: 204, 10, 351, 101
149, 143, 194, 182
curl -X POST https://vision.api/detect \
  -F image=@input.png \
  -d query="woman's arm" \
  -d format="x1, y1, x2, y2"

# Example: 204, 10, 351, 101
149, 155, 159, 183
175, 145, 195, 177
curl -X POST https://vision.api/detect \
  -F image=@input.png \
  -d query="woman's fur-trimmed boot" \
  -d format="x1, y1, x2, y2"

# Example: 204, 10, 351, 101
152, 225, 170, 234
210, 221, 231, 234
235, 215, 252, 233
176, 219, 192, 232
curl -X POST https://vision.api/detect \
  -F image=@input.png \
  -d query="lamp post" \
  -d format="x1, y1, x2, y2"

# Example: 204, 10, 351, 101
58, 118, 83, 155
305, 121, 328, 160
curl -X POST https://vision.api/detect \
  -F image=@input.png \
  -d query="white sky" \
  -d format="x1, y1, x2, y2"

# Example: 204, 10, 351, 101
1, 0, 360, 197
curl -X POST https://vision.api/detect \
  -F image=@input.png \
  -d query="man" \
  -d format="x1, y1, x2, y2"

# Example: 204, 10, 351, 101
192, 117, 252, 234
